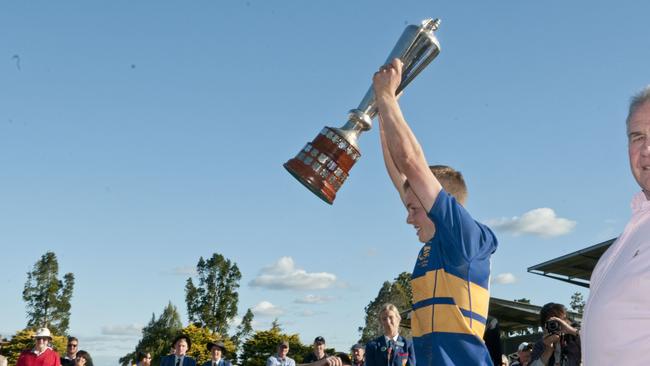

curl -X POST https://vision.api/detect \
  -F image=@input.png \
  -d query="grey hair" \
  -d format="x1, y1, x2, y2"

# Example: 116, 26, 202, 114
627, 85, 650, 130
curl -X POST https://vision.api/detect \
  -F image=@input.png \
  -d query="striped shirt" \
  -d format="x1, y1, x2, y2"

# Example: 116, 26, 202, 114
411, 190, 498, 365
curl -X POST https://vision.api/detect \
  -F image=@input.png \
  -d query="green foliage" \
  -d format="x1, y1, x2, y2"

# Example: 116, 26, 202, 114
185, 253, 242, 336
231, 308, 255, 361
119, 302, 183, 366
240, 322, 310, 366
22, 252, 75, 335
570, 292, 585, 315
358, 272, 412, 343
2, 328, 67, 365
181, 324, 236, 365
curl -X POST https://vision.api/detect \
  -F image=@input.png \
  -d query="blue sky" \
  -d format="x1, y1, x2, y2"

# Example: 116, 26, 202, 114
1, 0, 648, 364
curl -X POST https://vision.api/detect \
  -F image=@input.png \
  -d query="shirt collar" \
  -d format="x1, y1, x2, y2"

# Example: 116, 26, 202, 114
384, 334, 399, 343
631, 191, 650, 213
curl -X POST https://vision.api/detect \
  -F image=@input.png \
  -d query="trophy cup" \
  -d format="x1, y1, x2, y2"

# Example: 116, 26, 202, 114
284, 18, 442, 204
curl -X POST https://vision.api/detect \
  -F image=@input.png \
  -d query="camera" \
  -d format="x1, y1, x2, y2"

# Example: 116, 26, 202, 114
545, 320, 561, 334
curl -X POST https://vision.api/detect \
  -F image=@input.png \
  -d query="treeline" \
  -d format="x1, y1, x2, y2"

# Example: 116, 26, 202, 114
0, 251, 417, 365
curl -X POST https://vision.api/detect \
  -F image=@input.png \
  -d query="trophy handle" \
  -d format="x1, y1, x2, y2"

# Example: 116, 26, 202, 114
347, 19, 441, 132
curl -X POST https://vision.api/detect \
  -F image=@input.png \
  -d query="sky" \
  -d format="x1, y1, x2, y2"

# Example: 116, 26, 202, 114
1, 0, 649, 364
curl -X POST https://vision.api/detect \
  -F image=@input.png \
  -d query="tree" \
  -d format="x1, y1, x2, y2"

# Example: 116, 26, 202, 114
22, 252, 75, 335
185, 253, 242, 336
119, 302, 183, 366
358, 272, 412, 343
514, 298, 531, 304
231, 308, 255, 360
2, 328, 67, 365
570, 292, 585, 315
239, 322, 310, 366
181, 324, 236, 365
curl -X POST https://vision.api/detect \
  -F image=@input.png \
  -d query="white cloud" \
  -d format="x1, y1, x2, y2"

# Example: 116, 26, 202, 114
249, 257, 336, 290
486, 208, 576, 238
294, 295, 335, 304
251, 301, 284, 317
492, 273, 517, 285
101, 323, 143, 336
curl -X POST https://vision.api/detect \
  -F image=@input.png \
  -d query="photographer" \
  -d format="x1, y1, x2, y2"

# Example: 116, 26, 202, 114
529, 303, 580, 366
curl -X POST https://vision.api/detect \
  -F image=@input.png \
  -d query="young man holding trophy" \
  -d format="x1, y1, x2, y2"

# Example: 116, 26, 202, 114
373, 58, 499, 365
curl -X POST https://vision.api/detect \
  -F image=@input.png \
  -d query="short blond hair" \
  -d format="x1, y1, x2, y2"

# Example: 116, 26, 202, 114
403, 165, 468, 205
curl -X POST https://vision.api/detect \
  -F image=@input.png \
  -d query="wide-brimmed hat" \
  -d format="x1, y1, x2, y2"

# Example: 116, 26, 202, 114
33, 328, 52, 339
206, 341, 226, 353
171, 334, 192, 351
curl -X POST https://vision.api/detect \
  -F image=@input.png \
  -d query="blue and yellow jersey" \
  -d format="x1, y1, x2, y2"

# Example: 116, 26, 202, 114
411, 190, 498, 365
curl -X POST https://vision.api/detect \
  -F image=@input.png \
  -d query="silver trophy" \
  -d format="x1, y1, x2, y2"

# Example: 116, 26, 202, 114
284, 18, 442, 204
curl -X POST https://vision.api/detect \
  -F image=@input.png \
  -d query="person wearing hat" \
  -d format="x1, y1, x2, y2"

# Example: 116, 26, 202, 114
202, 341, 232, 366
303, 336, 328, 363
266, 341, 295, 366
160, 334, 196, 366
510, 342, 532, 366
350, 344, 364, 366
16, 327, 61, 366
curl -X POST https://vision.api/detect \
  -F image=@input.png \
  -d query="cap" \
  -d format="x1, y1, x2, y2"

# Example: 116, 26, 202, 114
278, 340, 290, 348
314, 336, 325, 345
206, 341, 226, 353
351, 343, 365, 351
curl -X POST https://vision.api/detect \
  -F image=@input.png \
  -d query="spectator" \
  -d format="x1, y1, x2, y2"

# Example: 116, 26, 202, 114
350, 343, 364, 366
266, 341, 295, 366
16, 327, 61, 366
484, 316, 503, 366
74, 350, 93, 366
303, 337, 327, 363
0, 339, 8, 366
582, 86, 650, 364
364, 304, 415, 366
510, 342, 532, 366
529, 303, 580, 366
136, 351, 152, 366
60, 336, 79, 366
160, 334, 196, 366
203, 341, 231, 366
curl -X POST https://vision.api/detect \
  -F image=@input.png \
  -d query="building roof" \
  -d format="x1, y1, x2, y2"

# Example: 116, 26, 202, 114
527, 238, 615, 288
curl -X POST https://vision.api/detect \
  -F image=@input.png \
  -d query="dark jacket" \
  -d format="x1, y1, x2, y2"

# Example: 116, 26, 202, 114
365, 335, 415, 366
160, 355, 197, 366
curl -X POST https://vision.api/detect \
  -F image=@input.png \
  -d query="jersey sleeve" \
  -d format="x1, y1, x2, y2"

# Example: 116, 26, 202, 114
427, 189, 498, 261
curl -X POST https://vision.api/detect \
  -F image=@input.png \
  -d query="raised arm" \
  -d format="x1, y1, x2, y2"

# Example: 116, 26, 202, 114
373, 58, 442, 211
379, 114, 407, 204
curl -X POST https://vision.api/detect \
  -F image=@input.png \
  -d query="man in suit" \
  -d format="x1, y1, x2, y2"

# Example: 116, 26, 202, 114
160, 334, 196, 366
202, 341, 232, 366
364, 304, 415, 366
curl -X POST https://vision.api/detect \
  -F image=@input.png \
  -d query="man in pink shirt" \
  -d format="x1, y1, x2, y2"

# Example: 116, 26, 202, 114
582, 86, 650, 365
16, 328, 61, 366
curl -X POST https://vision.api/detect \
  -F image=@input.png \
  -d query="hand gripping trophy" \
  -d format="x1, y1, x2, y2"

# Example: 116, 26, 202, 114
284, 18, 442, 204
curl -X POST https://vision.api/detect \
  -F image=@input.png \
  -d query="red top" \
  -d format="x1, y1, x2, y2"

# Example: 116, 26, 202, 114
17, 348, 61, 366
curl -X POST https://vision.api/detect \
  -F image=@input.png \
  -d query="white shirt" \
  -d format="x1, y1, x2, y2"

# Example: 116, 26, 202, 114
582, 191, 650, 365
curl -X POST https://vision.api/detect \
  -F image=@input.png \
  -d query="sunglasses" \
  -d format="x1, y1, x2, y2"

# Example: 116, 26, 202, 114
68, 344, 78, 348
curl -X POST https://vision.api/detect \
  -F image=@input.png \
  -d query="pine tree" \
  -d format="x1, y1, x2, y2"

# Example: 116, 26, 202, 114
22, 252, 75, 334
119, 302, 183, 366
185, 253, 242, 336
